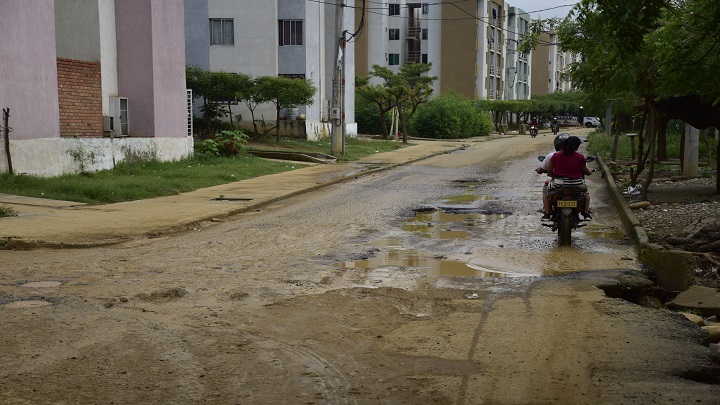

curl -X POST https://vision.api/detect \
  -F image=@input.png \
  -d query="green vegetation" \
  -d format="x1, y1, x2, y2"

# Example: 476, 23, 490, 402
0, 205, 18, 218
588, 125, 718, 163
248, 136, 405, 162
186, 66, 315, 140
0, 138, 405, 204
411, 92, 492, 138
356, 63, 437, 142
195, 130, 249, 157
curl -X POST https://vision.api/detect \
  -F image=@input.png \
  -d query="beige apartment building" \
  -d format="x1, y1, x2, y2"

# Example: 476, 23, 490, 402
354, 0, 531, 101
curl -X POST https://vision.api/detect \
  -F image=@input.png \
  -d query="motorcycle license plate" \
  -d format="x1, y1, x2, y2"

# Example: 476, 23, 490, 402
557, 200, 578, 208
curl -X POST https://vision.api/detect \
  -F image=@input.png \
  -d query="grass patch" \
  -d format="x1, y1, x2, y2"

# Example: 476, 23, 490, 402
0, 137, 406, 205
247, 136, 405, 161
587, 129, 718, 162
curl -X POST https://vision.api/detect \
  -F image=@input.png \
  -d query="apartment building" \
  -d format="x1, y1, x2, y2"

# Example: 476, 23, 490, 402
184, 0, 357, 139
504, 7, 531, 100
530, 31, 577, 95
0, 0, 190, 177
354, 1, 532, 102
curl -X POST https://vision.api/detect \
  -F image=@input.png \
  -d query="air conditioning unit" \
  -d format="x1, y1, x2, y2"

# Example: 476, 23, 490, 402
109, 96, 129, 136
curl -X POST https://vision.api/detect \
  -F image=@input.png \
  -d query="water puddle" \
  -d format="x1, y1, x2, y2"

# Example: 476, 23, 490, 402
3, 300, 53, 308
21, 281, 62, 288
582, 230, 627, 240
405, 209, 508, 237
337, 249, 515, 278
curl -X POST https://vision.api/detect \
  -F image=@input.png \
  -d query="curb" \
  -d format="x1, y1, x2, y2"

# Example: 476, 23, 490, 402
597, 156, 696, 291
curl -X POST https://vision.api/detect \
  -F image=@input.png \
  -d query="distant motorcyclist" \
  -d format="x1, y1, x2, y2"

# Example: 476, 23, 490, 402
550, 119, 560, 135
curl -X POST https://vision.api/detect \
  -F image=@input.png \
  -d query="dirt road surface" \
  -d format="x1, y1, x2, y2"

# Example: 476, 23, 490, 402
2, 133, 719, 404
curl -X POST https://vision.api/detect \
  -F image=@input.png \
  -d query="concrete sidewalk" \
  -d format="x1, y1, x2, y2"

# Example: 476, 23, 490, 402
0, 139, 469, 249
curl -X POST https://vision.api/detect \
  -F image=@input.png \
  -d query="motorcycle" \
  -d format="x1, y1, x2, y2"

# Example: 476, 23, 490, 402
551, 122, 560, 136
529, 125, 538, 138
538, 155, 595, 246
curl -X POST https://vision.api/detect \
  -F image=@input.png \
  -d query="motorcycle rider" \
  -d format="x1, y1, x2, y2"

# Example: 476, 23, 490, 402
536, 134, 569, 221
551, 118, 560, 135
544, 135, 594, 221
529, 117, 539, 137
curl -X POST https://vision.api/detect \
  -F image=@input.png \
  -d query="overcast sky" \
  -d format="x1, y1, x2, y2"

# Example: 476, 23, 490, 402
509, 1, 577, 20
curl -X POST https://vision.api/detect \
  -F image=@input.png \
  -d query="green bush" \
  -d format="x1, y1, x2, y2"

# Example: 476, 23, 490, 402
195, 130, 248, 157
410, 92, 492, 139
356, 96, 387, 135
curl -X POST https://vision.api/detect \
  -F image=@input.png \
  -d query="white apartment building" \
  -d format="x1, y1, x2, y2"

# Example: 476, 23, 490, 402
184, 0, 357, 139
504, 6, 531, 100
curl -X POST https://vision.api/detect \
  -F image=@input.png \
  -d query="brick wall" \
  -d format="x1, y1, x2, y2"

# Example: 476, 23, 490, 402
57, 58, 103, 137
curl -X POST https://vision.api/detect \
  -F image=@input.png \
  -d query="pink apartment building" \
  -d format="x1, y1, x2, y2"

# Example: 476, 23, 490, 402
0, 0, 191, 176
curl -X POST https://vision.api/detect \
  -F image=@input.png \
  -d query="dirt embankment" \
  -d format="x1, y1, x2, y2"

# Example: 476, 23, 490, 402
609, 163, 720, 287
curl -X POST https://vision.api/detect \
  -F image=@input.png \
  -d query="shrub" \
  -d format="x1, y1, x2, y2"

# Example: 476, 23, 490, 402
0, 205, 18, 218
194, 130, 248, 157
410, 92, 492, 139
355, 96, 387, 135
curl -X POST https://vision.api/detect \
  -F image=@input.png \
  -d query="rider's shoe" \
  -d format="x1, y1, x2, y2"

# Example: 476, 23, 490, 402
582, 212, 592, 221
541, 213, 552, 222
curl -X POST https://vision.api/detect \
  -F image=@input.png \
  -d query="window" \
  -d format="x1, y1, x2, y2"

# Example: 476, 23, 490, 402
279, 20, 303, 46
389, 3, 400, 16
421, 54, 428, 64
389, 29, 400, 40
210, 19, 234, 45
422, 3, 429, 14
279, 74, 306, 79
389, 53, 400, 65
422, 28, 428, 40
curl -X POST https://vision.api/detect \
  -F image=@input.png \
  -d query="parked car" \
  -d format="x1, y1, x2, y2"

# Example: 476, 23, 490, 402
583, 117, 601, 128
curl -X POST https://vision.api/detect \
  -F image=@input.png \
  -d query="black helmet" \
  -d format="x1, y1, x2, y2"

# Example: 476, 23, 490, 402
553, 133, 570, 150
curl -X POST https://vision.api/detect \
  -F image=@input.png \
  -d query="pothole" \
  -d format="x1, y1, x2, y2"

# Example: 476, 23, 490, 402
21, 281, 62, 288
337, 248, 517, 278
3, 300, 53, 308
443, 195, 499, 204
406, 208, 509, 235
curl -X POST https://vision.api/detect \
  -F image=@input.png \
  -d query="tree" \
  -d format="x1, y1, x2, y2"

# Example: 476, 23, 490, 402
255, 76, 316, 143
356, 76, 395, 138
365, 63, 437, 143
236, 77, 271, 139
542, 0, 720, 195
186, 66, 250, 136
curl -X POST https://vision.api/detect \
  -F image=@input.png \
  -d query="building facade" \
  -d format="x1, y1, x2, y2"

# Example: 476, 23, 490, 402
184, 0, 357, 139
504, 7, 531, 100
531, 31, 577, 96
354, 1, 531, 102
0, 0, 191, 177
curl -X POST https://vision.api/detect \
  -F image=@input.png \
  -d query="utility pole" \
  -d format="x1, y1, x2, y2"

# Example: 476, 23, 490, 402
330, 0, 345, 156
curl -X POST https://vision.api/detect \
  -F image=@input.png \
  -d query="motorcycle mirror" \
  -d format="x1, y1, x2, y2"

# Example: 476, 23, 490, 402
538, 156, 546, 162
586, 156, 596, 163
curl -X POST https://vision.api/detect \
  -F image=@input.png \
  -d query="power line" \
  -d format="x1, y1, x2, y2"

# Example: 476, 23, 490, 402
306, 0, 566, 47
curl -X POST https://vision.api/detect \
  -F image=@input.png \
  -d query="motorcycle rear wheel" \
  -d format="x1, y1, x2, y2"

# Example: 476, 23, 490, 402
558, 211, 572, 246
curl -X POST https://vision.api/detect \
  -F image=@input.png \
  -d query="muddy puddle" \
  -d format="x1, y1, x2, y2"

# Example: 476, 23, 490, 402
338, 248, 517, 278
339, 207, 521, 278
3, 300, 53, 308
21, 281, 62, 288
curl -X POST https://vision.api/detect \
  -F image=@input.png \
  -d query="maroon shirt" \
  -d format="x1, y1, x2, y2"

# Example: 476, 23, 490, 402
550, 152, 586, 178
